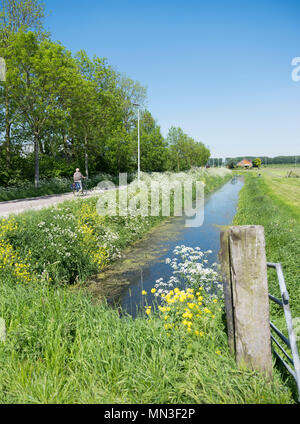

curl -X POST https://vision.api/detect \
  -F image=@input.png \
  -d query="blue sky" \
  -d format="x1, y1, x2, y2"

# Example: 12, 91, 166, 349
45, 0, 300, 158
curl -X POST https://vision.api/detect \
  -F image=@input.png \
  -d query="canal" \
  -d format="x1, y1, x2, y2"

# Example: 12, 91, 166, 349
89, 176, 244, 316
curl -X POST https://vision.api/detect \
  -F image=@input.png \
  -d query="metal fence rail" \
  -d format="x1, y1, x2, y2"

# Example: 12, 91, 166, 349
267, 262, 300, 402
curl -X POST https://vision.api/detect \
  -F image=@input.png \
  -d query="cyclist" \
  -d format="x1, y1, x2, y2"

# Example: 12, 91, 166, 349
73, 168, 87, 194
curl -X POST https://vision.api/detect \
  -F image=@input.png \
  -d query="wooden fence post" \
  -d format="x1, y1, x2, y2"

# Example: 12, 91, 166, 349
219, 225, 273, 378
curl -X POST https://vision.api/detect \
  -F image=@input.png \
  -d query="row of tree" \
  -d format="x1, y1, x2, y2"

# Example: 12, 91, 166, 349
0, 0, 210, 187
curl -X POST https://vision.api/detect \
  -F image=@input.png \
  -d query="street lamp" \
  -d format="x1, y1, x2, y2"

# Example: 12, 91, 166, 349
133, 103, 140, 182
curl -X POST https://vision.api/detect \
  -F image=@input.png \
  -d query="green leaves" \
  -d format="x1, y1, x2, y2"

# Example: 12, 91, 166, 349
167, 126, 210, 171
0, 2, 209, 185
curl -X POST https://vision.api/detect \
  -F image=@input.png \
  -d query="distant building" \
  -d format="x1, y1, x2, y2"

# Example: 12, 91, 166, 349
237, 159, 253, 168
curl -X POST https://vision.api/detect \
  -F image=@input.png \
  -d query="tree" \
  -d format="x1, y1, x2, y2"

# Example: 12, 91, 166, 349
253, 158, 262, 168
116, 73, 147, 133
166, 126, 210, 171
0, 0, 46, 169
5, 31, 80, 187
72, 51, 126, 177
133, 110, 168, 173
226, 159, 237, 169
0, 0, 45, 39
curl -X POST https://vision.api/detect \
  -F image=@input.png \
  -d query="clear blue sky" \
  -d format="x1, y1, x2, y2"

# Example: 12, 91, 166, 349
45, 0, 300, 158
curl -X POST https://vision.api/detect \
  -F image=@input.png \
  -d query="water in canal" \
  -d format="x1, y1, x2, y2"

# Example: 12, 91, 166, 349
89, 177, 244, 316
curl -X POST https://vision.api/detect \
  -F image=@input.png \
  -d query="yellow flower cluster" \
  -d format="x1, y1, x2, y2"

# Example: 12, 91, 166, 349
0, 217, 18, 239
0, 219, 32, 283
92, 246, 109, 269
78, 204, 109, 270
78, 203, 105, 228
157, 287, 219, 337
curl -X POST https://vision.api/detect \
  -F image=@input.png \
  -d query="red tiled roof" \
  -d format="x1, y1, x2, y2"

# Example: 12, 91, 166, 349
237, 159, 253, 166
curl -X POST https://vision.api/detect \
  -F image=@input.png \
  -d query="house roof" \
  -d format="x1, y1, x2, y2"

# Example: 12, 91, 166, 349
237, 159, 253, 166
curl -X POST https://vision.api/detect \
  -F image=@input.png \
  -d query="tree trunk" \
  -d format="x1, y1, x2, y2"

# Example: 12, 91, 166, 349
5, 86, 11, 168
34, 131, 40, 188
63, 133, 68, 159
84, 132, 89, 178
39, 139, 44, 154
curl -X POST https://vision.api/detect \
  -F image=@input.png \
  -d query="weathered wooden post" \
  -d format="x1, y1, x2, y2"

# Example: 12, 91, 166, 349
219, 225, 273, 378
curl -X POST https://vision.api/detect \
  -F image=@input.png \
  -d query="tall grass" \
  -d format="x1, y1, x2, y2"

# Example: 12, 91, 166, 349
0, 275, 293, 404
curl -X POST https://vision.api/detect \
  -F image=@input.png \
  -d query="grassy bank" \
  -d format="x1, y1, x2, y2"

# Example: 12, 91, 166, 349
0, 275, 292, 404
1, 168, 294, 404
0, 168, 232, 287
233, 172, 300, 313
233, 172, 300, 400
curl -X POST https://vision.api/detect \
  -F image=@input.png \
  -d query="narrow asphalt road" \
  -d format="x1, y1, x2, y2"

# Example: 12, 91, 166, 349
0, 186, 125, 219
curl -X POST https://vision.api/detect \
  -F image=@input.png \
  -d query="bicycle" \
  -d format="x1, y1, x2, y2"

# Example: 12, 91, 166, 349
71, 180, 89, 196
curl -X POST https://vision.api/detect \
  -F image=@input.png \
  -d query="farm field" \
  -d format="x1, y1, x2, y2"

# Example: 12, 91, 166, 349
261, 166, 300, 214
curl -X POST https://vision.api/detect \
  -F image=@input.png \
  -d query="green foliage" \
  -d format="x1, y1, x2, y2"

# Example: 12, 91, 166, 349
226, 159, 237, 169
0, 1, 211, 192
167, 126, 210, 172
0, 0, 46, 41
253, 158, 262, 168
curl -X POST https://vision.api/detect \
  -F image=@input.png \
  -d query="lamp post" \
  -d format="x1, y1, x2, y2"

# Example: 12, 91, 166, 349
133, 103, 140, 182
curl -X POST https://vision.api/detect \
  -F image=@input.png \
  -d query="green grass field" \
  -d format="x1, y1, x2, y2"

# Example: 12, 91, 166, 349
233, 168, 300, 401
261, 167, 300, 214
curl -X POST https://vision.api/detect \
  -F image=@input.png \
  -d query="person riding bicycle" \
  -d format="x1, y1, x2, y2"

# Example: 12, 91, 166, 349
73, 168, 86, 194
